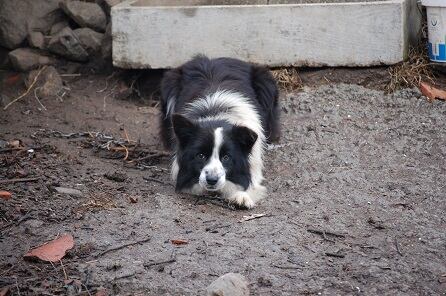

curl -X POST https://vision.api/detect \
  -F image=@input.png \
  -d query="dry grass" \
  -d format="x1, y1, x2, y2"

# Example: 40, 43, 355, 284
271, 67, 303, 92
385, 46, 435, 93
78, 193, 117, 213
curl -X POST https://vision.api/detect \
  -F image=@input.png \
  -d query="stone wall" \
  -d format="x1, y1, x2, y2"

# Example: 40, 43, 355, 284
0, 0, 123, 73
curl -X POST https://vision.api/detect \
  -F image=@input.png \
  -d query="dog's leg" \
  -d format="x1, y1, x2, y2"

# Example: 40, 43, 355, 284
222, 182, 266, 209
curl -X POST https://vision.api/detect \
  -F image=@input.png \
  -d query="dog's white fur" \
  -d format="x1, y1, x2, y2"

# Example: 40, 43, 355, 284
199, 127, 226, 191
171, 90, 266, 208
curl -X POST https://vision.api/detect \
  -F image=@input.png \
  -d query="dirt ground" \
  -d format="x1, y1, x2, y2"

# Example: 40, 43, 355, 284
1, 69, 445, 295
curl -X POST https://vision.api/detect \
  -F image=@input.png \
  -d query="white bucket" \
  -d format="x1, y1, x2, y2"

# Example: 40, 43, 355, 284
422, 0, 446, 62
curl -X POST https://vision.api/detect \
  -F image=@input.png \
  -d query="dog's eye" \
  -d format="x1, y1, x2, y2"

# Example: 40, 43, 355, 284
222, 155, 230, 162
196, 153, 206, 160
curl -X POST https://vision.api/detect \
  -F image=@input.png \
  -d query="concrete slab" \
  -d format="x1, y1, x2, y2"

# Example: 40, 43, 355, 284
112, 0, 421, 68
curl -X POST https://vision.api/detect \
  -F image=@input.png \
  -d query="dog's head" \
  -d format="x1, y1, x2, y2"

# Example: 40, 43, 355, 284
172, 114, 257, 193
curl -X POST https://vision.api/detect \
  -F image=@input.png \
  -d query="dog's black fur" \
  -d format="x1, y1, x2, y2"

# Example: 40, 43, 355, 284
160, 55, 280, 149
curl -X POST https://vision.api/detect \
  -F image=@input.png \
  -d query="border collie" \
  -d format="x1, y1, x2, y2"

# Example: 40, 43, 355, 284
159, 56, 279, 208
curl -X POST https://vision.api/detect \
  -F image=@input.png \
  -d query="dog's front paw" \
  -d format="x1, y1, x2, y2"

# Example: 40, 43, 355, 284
227, 191, 255, 209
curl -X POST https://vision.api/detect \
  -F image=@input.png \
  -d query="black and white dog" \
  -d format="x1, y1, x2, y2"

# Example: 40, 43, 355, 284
159, 56, 279, 208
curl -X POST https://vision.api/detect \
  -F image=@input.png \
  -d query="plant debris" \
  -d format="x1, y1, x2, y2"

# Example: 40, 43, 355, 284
24, 234, 74, 262
239, 213, 268, 222
31, 129, 169, 169
0, 287, 9, 296
171, 239, 188, 245
419, 82, 446, 101
386, 46, 434, 93
271, 67, 303, 92
0, 191, 12, 200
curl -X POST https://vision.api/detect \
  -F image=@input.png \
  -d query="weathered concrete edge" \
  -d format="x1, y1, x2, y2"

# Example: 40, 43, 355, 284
112, 0, 409, 69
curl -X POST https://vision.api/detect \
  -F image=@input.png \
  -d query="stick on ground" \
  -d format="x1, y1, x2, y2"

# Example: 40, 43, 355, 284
3, 66, 47, 110
95, 237, 151, 257
142, 176, 169, 185
0, 177, 40, 184
325, 252, 345, 258
143, 258, 176, 268
307, 228, 346, 238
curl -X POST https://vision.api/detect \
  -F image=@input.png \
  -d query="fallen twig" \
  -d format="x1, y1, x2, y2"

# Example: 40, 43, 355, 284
272, 264, 301, 270
60, 74, 81, 77
307, 228, 346, 238
95, 237, 151, 257
60, 260, 68, 280
325, 252, 345, 258
143, 258, 176, 268
205, 224, 231, 232
0, 146, 42, 154
238, 213, 268, 222
395, 239, 403, 256
34, 86, 47, 111
129, 151, 171, 163
142, 176, 169, 185
3, 66, 47, 110
114, 272, 138, 280
0, 177, 40, 184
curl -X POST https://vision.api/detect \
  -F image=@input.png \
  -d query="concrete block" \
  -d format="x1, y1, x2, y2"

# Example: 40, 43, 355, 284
112, 0, 419, 68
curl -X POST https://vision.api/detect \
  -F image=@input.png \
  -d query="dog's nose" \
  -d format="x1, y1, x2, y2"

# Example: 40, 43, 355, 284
206, 176, 219, 186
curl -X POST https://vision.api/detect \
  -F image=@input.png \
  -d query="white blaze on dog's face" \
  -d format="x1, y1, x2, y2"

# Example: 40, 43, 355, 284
199, 127, 226, 191
171, 114, 258, 194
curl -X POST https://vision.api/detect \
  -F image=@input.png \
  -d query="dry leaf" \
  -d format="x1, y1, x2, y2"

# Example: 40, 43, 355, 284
95, 288, 108, 296
24, 234, 74, 262
0, 191, 12, 200
171, 239, 188, 245
419, 82, 446, 101
5, 73, 21, 85
0, 287, 9, 296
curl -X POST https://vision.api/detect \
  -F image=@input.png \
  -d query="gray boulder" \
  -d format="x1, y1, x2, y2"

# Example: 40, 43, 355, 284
73, 28, 104, 55
28, 32, 46, 49
8, 48, 56, 72
50, 21, 69, 35
26, 66, 63, 98
48, 27, 89, 62
60, 1, 107, 32
0, 0, 65, 49
206, 273, 250, 296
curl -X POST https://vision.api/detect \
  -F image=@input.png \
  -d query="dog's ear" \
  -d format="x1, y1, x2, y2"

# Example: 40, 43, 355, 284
232, 126, 258, 153
172, 114, 197, 147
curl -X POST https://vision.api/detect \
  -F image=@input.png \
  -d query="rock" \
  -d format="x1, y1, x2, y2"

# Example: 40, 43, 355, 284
206, 273, 249, 296
8, 48, 56, 72
96, 0, 124, 20
48, 27, 88, 62
104, 171, 127, 182
60, 1, 107, 32
28, 32, 46, 49
54, 187, 83, 197
26, 66, 63, 98
22, 219, 44, 235
50, 21, 69, 35
0, 46, 10, 70
73, 28, 104, 55
101, 23, 112, 61
0, 0, 65, 49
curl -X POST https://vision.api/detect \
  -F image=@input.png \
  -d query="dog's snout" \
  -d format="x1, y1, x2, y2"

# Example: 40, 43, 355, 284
206, 176, 219, 186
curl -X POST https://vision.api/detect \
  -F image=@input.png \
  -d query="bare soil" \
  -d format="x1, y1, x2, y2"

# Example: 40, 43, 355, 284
0, 69, 445, 295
